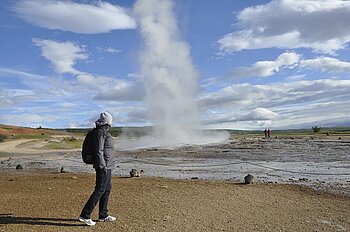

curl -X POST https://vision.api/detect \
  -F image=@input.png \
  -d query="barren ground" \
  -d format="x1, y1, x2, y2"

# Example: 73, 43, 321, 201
0, 172, 349, 232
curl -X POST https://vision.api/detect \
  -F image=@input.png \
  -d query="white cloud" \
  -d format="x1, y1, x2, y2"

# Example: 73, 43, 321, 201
231, 52, 300, 78
13, 0, 136, 34
31, 38, 145, 103
0, 89, 38, 108
284, 74, 306, 82
0, 67, 47, 80
0, 113, 56, 128
218, 0, 350, 54
199, 79, 350, 128
203, 107, 277, 126
97, 47, 122, 54
76, 73, 145, 101
237, 108, 278, 121
33, 39, 87, 74
300, 57, 350, 73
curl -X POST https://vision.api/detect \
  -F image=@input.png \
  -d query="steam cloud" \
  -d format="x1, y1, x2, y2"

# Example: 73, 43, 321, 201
120, 0, 229, 149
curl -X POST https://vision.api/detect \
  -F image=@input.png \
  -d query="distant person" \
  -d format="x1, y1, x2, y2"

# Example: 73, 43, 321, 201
79, 112, 117, 226
264, 129, 267, 138
267, 129, 271, 138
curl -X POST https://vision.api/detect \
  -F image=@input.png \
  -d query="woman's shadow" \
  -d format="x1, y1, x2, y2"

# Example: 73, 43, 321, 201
0, 214, 84, 227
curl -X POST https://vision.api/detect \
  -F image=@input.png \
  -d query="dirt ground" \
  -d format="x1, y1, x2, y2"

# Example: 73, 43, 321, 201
0, 171, 349, 232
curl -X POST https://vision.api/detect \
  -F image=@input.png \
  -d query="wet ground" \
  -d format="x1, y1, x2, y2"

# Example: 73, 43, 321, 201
1, 135, 350, 196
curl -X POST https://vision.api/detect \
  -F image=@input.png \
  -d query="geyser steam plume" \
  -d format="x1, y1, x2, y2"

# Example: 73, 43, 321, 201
123, 0, 229, 149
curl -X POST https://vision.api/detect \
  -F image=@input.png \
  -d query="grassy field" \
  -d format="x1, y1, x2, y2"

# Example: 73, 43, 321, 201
43, 137, 82, 150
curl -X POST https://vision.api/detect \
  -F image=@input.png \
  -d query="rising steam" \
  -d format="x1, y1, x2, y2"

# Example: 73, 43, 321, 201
120, 0, 229, 149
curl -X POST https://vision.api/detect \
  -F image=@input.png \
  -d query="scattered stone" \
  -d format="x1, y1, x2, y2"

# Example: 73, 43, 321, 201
72, 176, 78, 179
299, 177, 309, 182
16, 164, 23, 170
0, 161, 4, 164
338, 137, 342, 140
244, 174, 255, 184
159, 185, 168, 189
60, 166, 68, 173
191, 177, 199, 180
163, 215, 171, 221
130, 169, 140, 177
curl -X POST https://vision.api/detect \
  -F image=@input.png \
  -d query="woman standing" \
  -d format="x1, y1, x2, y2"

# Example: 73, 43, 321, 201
79, 112, 117, 226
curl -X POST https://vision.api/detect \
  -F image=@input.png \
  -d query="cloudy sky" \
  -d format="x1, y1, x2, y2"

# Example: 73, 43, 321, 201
1, 0, 350, 130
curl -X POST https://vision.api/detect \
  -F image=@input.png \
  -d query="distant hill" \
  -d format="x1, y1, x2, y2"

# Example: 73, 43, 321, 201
1, 124, 350, 139
0, 124, 67, 137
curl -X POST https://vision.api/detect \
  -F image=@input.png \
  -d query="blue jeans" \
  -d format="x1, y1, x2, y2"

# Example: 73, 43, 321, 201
80, 169, 112, 219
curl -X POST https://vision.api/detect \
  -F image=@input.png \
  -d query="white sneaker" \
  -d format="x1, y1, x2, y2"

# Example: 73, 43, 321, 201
99, 215, 117, 222
79, 217, 96, 226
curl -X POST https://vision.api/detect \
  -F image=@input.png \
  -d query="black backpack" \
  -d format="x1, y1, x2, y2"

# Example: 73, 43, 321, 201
81, 128, 96, 164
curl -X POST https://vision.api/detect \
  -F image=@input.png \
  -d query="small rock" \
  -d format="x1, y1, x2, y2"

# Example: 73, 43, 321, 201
72, 176, 78, 179
191, 177, 199, 180
16, 164, 23, 170
130, 169, 140, 177
299, 177, 309, 182
163, 215, 171, 221
60, 166, 68, 173
244, 174, 255, 184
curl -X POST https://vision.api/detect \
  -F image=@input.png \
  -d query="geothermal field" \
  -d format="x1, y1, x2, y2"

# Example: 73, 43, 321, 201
0, 130, 350, 231
0, 131, 349, 196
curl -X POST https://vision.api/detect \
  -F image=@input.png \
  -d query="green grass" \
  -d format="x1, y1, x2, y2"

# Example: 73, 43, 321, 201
44, 137, 83, 150
0, 134, 7, 143
11, 134, 51, 140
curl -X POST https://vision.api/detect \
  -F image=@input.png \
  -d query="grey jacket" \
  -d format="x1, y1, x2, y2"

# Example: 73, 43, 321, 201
93, 124, 116, 170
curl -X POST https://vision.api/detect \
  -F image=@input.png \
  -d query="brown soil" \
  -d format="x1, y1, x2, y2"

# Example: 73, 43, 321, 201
0, 171, 349, 232
0, 124, 61, 137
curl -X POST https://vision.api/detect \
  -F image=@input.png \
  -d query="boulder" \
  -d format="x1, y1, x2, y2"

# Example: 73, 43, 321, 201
130, 169, 140, 177
60, 166, 69, 173
244, 174, 255, 184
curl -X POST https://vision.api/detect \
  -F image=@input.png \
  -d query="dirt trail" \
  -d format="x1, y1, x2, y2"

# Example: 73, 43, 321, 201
0, 139, 80, 156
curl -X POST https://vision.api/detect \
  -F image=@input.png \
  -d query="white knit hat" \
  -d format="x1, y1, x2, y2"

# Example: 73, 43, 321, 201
97, 111, 113, 126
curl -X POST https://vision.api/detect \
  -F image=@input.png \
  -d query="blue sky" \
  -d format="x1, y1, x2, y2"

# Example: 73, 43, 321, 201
1, 0, 350, 130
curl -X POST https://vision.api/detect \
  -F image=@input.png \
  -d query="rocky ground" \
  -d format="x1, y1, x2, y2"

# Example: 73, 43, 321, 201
1, 134, 349, 196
